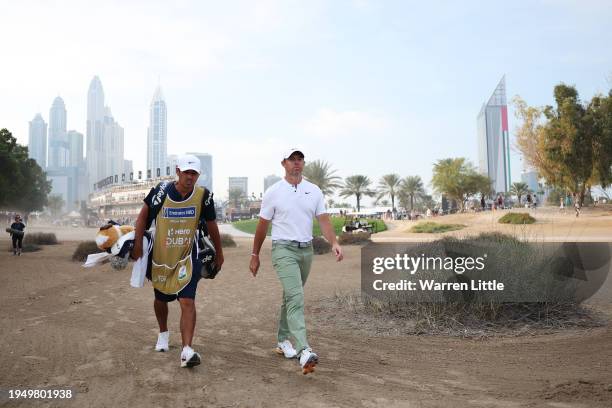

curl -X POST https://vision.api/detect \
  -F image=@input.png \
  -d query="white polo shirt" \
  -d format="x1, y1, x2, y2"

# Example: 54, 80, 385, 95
259, 178, 327, 242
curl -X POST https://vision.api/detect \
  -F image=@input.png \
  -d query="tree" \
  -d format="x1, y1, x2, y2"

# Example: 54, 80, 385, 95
588, 91, 612, 188
327, 198, 335, 208
46, 194, 65, 217
339, 175, 375, 212
509, 182, 530, 205
0, 128, 51, 213
431, 158, 491, 211
398, 175, 425, 211
514, 85, 612, 206
512, 97, 553, 178
303, 160, 342, 196
376, 174, 401, 210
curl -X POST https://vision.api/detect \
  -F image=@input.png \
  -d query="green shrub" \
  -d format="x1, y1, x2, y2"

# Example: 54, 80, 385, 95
24, 232, 58, 245
72, 241, 100, 262
338, 231, 371, 245
331, 233, 601, 337
220, 233, 237, 248
409, 222, 465, 233
498, 212, 536, 224
312, 236, 331, 254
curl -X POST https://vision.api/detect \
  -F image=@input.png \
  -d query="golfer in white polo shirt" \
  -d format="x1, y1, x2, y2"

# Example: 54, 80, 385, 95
249, 148, 343, 375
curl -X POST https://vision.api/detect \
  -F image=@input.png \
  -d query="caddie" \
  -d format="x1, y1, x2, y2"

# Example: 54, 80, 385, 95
249, 147, 343, 375
132, 154, 224, 368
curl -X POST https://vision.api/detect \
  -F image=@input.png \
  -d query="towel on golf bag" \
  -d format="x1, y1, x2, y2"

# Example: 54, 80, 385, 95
6, 228, 24, 238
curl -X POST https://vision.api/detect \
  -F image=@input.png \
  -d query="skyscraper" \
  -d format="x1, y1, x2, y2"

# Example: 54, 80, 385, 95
147, 86, 167, 177
87, 76, 105, 190
66, 130, 84, 167
48, 96, 67, 168
264, 174, 281, 192
28, 113, 47, 168
86, 76, 125, 190
124, 160, 134, 182
104, 106, 124, 181
187, 152, 213, 191
228, 177, 248, 197
477, 76, 511, 194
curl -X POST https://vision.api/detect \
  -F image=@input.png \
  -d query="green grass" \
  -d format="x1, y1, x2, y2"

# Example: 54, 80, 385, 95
232, 216, 387, 236
409, 222, 466, 233
498, 212, 536, 225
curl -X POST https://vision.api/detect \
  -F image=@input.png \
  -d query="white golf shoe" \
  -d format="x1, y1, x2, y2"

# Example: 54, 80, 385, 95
299, 348, 318, 375
180, 346, 201, 368
275, 340, 298, 359
155, 331, 169, 352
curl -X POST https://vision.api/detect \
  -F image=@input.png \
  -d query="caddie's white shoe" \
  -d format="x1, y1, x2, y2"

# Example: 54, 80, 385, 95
155, 331, 169, 352
180, 346, 201, 368
275, 340, 297, 359
299, 348, 318, 375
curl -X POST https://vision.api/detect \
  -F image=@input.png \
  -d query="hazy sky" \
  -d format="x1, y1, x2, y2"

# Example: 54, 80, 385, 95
1, 0, 610, 203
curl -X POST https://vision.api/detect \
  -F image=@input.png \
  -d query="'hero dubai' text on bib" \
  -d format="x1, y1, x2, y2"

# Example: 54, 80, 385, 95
151, 186, 204, 294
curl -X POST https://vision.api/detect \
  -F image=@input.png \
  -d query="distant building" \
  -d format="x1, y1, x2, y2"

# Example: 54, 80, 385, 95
264, 174, 281, 192
187, 152, 213, 192
48, 96, 67, 169
147, 86, 167, 178
104, 106, 124, 180
47, 167, 80, 212
229, 177, 248, 197
66, 130, 83, 167
124, 160, 134, 182
477, 76, 511, 194
28, 113, 47, 168
90, 177, 174, 221
520, 170, 539, 194
87, 76, 105, 191
167, 154, 178, 176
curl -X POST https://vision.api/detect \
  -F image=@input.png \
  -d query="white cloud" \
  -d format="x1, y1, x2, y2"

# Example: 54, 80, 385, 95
303, 108, 391, 138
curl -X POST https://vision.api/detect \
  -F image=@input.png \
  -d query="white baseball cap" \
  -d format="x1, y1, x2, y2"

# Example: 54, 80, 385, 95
282, 147, 305, 160
176, 154, 201, 174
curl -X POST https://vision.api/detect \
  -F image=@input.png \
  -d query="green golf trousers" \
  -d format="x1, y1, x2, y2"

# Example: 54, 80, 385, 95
271, 242, 313, 353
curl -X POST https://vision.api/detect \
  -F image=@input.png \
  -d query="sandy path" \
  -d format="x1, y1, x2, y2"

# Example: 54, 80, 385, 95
374, 206, 612, 242
1, 235, 611, 407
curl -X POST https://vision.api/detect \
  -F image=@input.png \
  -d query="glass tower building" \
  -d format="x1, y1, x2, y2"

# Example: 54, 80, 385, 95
147, 86, 167, 177
477, 76, 511, 194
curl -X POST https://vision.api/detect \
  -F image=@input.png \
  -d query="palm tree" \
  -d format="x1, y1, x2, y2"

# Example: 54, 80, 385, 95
399, 176, 425, 210
339, 175, 375, 212
377, 174, 401, 210
510, 182, 530, 205
303, 160, 342, 196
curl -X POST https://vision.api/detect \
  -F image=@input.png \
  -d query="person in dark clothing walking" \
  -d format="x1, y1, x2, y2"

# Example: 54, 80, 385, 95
10, 214, 25, 256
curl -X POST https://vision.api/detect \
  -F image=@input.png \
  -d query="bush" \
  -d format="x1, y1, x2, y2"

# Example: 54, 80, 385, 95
410, 222, 465, 233
329, 233, 603, 337
338, 231, 371, 245
72, 241, 100, 262
498, 212, 536, 224
312, 236, 331, 254
220, 233, 237, 248
24, 232, 58, 245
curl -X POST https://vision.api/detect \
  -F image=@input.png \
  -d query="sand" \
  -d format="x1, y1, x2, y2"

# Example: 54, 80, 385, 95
1, 208, 612, 407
